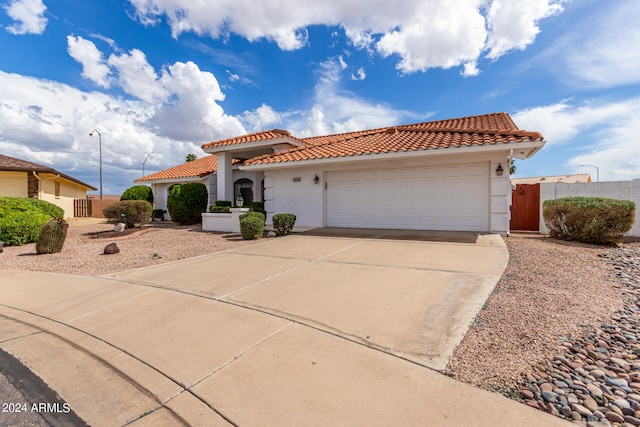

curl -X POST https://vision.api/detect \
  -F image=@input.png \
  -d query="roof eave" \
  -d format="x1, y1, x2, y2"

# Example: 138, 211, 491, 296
134, 174, 213, 185
239, 138, 546, 170
202, 137, 305, 154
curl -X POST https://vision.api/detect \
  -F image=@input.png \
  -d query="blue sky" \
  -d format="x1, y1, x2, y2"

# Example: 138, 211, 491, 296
0, 0, 638, 195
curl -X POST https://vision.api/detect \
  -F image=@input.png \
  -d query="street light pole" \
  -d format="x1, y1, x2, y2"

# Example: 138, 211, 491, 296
89, 129, 102, 199
143, 151, 153, 177
580, 164, 600, 182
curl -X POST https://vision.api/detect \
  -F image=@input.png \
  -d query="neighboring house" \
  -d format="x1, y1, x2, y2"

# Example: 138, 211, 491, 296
511, 174, 591, 185
0, 153, 97, 218
137, 112, 546, 235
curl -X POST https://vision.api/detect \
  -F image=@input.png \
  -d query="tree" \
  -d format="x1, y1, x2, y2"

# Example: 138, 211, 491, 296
185, 153, 197, 162
510, 159, 517, 175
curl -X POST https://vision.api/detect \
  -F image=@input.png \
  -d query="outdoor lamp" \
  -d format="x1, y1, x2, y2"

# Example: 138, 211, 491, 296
313, 174, 320, 184
496, 163, 504, 176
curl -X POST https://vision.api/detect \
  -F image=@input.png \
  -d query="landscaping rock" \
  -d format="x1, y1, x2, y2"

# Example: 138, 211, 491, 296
103, 243, 120, 255
113, 223, 126, 232
520, 247, 640, 424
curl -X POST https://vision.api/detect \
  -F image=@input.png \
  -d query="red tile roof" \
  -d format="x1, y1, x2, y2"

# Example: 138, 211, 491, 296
0, 153, 96, 190
136, 155, 220, 182
201, 128, 302, 149
145, 113, 543, 181
244, 112, 543, 166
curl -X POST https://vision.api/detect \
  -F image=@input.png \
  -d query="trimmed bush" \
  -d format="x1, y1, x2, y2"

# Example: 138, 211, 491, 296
167, 182, 208, 225
103, 200, 152, 228
239, 211, 265, 223
121, 185, 154, 204
23, 198, 64, 219
272, 213, 296, 236
543, 197, 635, 245
36, 218, 68, 254
240, 216, 264, 240
214, 200, 232, 207
209, 205, 230, 213
0, 197, 60, 246
249, 201, 266, 217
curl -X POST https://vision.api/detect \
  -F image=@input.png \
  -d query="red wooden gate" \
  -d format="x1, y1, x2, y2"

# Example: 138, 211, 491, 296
510, 183, 540, 231
73, 199, 92, 217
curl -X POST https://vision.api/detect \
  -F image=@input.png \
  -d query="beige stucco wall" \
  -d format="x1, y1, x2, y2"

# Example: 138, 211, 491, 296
0, 171, 28, 197
39, 176, 91, 218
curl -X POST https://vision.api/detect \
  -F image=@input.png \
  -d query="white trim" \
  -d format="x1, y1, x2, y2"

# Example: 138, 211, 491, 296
135, 175, 213, 185
202, 137, 304, 154
239, 139, 545, 171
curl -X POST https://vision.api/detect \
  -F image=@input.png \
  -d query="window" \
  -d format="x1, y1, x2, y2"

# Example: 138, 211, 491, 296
234, 179, 253, 205
54, 181, 60, 198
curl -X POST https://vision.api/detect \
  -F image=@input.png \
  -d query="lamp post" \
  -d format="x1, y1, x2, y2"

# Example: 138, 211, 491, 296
580, 164, 599, 182
143, 151, 153, 177
89, 129, 102, 199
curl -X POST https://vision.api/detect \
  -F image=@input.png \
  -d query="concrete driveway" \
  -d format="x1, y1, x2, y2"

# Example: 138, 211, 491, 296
0, 229, 571, 426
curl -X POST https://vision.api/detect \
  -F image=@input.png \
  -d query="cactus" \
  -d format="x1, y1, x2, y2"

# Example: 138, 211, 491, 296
36, 218, 68, 254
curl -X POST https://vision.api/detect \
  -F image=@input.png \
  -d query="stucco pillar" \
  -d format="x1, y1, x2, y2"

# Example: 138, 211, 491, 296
216, 152, 233, 202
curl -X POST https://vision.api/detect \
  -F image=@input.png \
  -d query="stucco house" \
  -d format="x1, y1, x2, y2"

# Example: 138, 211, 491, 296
0, 153, 97, 218
137, 112, 546, 235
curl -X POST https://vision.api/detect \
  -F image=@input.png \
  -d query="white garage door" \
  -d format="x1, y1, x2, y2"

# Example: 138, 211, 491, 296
327, 164, 489, 231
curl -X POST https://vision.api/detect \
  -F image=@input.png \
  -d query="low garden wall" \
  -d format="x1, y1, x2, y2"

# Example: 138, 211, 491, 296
202, 208, 250, 232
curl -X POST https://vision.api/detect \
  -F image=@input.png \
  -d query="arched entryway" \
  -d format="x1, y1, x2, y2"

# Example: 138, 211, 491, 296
234, 178, 253, 205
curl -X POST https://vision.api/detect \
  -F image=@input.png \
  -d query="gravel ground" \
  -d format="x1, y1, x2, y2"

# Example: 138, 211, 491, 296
0, 218, 259, 276
446, 233, 640, 395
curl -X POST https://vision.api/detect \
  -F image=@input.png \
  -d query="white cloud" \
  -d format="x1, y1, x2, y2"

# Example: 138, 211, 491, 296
485, 0, 564, 60
547, 0, 640, 88
127, 0, 563, 75
67, 36, 111, 88
351, 67, 366, 81
108, 49, 167, 103
514, 98, 640, 181
153, 61, 245, 141
226, 70, 240, 82
241, 104, 282, 132
289, 57, 421, 136
3, 0, 47, 35
376, 1, 487, 75
0, 54, 247, 193
65, 38, 245, 142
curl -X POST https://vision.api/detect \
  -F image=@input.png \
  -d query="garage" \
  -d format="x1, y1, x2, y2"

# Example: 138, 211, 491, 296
326, 163, 490, 231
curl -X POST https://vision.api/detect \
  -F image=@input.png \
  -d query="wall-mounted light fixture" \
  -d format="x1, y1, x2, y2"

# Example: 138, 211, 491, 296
313, 174, 320, 184
495, 163, 504, 176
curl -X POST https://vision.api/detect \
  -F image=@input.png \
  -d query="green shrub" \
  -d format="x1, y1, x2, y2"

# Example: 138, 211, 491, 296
167, 183, 208, 225
36, 218, 68, 254
24, 198, 64, 219
0, 197, 60, 246
543, 197, 635, 245
272, 213, 296, 236
240, 216, 264, 240
249, 201, 266, 217
209, 205, 230, 213
214, 200, 232, 207
121, 185, 154, 204
103, 200, 152, 228
239, 211, 265, 223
